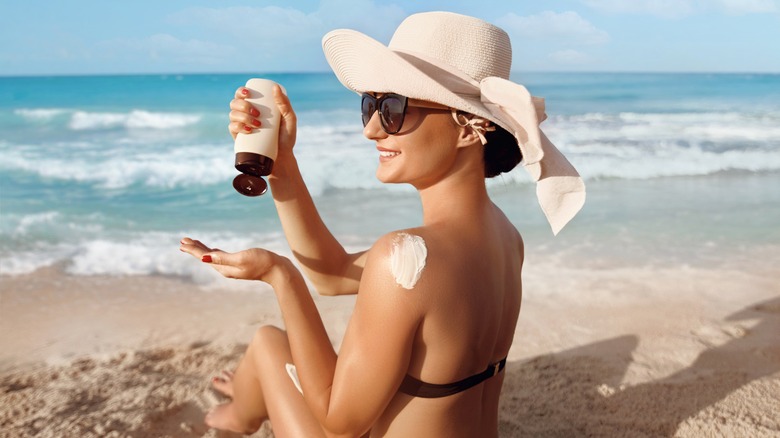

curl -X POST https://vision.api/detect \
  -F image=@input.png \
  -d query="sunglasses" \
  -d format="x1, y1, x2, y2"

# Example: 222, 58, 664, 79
361, 93, 450, 134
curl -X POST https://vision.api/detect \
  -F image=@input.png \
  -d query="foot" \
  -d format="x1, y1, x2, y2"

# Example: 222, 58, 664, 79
205, 402, 261, 435
211, 370, 235, 398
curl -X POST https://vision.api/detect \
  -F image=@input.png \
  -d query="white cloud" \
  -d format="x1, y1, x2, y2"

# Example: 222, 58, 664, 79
582, 0, 696, 18
496, 11, 609, 45
315, 0, 405, 34
169, 2, 406, 47
582, 0, 779, 17
169, 6, 323, 48
95, 34, 236, 66
713, 0, 779, 14
164, 2, 407, 71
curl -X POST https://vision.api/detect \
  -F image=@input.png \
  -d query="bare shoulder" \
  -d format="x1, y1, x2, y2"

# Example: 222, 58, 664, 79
362, 229, 432, 292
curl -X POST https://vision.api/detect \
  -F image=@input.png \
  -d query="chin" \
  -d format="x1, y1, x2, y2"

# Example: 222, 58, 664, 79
375, 172, 401, 184
375, 166, 399, 184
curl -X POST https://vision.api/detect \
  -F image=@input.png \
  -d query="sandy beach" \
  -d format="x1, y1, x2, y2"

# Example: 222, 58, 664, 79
1, 256, 778, 437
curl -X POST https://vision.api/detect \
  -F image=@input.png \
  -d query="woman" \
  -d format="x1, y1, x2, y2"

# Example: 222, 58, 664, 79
180, 11, 584, 437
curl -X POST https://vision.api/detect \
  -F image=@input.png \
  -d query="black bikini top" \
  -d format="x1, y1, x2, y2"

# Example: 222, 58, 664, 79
398, 357, 507, 398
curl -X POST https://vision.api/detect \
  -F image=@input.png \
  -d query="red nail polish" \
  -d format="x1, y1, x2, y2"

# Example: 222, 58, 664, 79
252, 119, 261, 127
244, 125, 252, 132
241, 88, 249, 96
202, 255, 212, 263
250, 108, 259, 117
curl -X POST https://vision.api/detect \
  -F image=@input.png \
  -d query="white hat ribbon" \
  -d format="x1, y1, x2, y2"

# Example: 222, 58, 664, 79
479, 77, 586, 235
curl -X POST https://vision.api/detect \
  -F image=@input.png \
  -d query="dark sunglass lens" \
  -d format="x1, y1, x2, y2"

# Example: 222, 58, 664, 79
380, 96, 405, 134
361, 95, 376, 127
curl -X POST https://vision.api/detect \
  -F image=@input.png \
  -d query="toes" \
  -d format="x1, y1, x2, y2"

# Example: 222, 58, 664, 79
211, 370, 235, 397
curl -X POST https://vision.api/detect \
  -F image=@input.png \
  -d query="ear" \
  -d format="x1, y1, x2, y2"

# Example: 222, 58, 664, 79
452, 112, 484, 149
455, 126, 482, 149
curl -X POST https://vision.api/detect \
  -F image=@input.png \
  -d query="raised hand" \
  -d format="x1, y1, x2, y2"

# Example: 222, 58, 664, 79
228, 84, 297, 160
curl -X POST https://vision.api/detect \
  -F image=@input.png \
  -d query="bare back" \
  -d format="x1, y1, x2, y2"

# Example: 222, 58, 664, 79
372, 202, 524, 437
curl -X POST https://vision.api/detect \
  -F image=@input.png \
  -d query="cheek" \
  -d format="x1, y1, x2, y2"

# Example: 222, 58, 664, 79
412, 117, 460, 162
405, 110, 457, 143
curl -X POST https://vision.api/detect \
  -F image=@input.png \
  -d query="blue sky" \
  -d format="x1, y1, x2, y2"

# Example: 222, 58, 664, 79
2, 0, 779, 76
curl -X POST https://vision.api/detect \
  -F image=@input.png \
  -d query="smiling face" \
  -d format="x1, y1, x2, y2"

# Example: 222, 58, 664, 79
363, 94, 467, 189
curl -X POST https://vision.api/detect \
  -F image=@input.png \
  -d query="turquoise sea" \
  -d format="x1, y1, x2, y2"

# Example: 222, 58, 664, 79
1, 73, 779, 283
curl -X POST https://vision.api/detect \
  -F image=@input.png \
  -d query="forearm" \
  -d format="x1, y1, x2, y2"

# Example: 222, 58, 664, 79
269, 153, 363, 295
266, 258, 338, 425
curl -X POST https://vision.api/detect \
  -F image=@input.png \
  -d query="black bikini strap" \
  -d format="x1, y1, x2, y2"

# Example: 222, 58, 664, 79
399, 357, 507, 399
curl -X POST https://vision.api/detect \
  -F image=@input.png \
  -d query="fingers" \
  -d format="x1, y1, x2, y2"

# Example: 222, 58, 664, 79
200, 252, 246, 279
196, 248, 228, 266
180, 237, 211, 251
228, 87, 261, 139
179, 237, 210, 259
179, 237, 238, 267
180, 238, 245, 279
200, 250, 241, 267
234, 86, 249, 99
179, 237, 223, 260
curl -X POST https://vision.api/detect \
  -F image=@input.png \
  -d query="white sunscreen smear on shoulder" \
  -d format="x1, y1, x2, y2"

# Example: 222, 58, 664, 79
390, 233, 428, 290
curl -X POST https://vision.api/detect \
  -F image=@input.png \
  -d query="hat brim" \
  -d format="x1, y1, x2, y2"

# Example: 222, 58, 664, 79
322, 29, 509, 132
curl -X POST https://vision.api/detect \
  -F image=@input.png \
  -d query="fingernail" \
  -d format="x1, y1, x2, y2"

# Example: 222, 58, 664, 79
241, 88, 249, 96
252, 119, 261, 127
202, 255, 212, 263
250, 108, 259, 117
244, 125, 252, 132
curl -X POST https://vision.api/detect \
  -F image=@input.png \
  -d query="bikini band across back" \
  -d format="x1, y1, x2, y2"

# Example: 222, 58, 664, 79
399, 357, 507, 398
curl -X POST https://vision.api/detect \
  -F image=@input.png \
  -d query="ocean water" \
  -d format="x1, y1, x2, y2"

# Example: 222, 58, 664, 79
1, 72, 779, 283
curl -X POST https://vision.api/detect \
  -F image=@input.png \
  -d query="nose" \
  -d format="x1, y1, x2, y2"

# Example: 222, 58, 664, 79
363, 110, 387, 140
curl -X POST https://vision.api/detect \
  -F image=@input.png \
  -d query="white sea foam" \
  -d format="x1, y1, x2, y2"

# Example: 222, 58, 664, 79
295, 123, 389, 195
539, 110, 780, 181
552, 111, 780, 143
573, 145, 780, 180
14, 108, 70, 120
10, 211, 61, 236
1, 212, 105, 240
0, 244, 74, 276
0, 144, 233, 189
2, 111, 779, 193
68, 110, 201, 130
0, 230, 294, 283
68, 232, 294, 285
15, 108, 201, 130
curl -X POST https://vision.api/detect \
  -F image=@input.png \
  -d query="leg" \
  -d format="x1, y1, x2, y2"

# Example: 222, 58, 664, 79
205, 325, 325, 438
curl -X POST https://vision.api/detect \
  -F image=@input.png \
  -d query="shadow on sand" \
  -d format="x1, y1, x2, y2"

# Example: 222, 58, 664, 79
498, 296, 780, 437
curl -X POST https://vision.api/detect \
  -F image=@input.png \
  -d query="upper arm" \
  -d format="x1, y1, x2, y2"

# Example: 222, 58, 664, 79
302, 250, 368, 296
322, 234, 425, 434
331, 250, 369, 296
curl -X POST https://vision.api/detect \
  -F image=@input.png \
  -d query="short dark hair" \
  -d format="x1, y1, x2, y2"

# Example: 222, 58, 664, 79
483, 124, 522, 178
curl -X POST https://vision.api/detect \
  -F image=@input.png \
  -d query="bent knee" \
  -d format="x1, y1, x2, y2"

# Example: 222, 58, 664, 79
251, 325, 289, 350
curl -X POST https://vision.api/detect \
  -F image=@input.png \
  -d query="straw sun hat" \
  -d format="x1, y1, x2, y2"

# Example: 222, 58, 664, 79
322, 11, 586, 235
